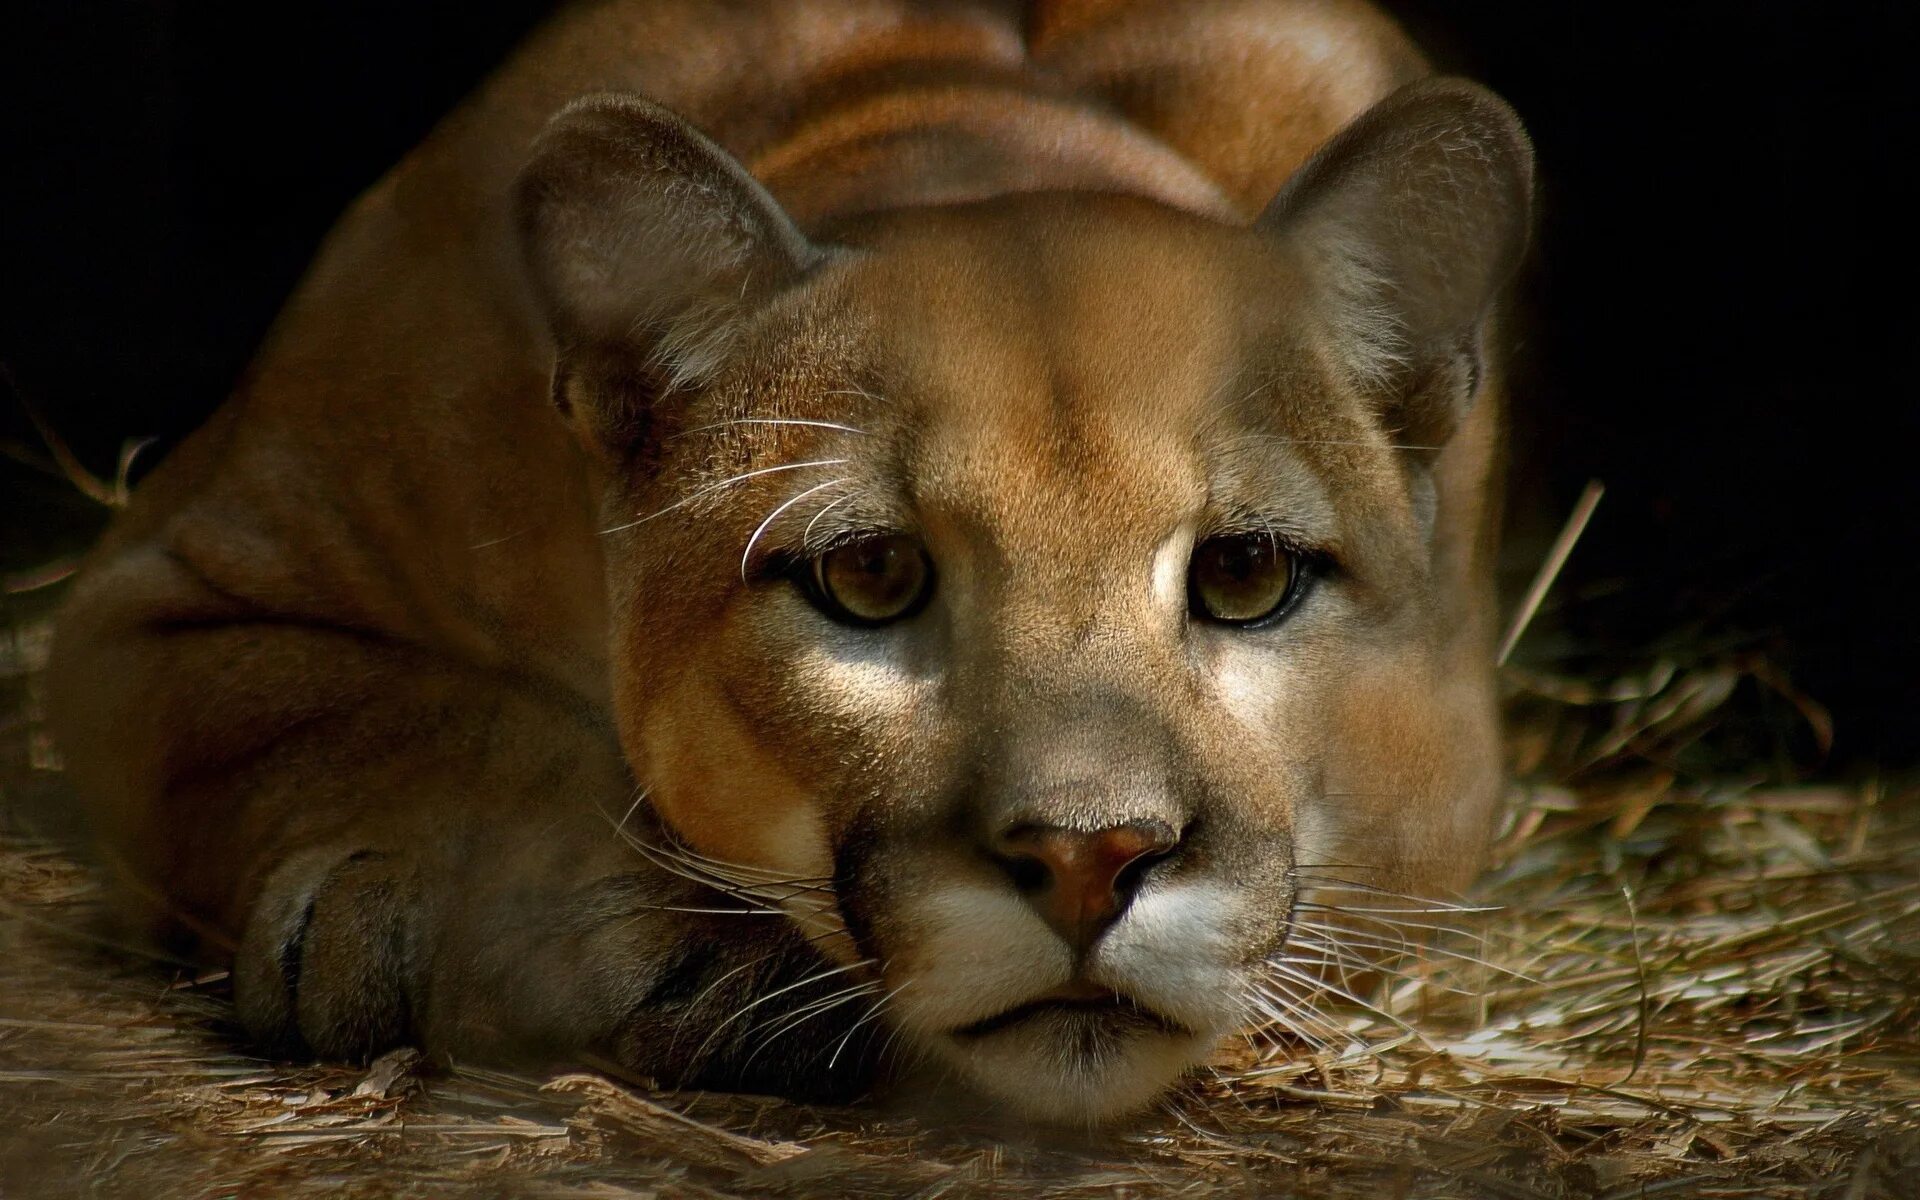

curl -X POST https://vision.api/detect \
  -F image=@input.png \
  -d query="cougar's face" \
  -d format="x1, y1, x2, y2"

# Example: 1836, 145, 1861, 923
603, 200, 1502, 1122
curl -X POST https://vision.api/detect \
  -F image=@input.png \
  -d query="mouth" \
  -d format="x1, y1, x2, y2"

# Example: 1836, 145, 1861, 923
953, 982, 1188, 1040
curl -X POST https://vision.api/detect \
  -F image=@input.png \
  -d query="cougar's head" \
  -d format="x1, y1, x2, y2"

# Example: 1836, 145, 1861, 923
515, 79, 1531, 1123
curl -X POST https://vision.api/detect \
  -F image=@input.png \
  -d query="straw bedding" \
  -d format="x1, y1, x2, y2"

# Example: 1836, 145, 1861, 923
3, 576, 1916, 1198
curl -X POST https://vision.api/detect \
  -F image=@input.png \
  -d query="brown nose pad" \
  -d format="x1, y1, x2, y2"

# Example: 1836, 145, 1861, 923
991, 821, 1180, 951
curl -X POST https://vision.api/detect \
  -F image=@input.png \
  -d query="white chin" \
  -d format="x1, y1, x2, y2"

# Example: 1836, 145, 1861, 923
928, 1009, 1215, 1125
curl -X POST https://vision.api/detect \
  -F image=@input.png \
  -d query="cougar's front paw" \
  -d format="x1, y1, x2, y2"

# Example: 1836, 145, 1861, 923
235, 847, 417, 1061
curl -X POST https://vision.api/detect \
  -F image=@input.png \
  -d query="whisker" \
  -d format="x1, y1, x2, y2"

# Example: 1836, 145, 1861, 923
1261, 959, 1420, 1037
741, 477, 849, 582
1243, 996, 1366, 1059
1217, 431, 1442, 453
613, 819, 833, 895
1291, 918, 1531, 982
801, 491, 857, 549
829, 980, 911, 1070
818, 386, 887, 404
1290, 918, 1414, 954
688, 958, 879, 1067
1239, 982, 1327, 1047
589, 794, 791, 914
1281, 940, 1482, 999
637, 829, 832, 886
1291, 901, 1485, 942
616, 830, 754, 891
632, 905, 789, 917
1497, 478, 1605, 666
1239, 980, 1349, 1053
672, 418, 871, 439
669, 950, 789, 1046
600, 458, 850, 535
871, 1016, 923, 1075
619, 836, 796, 915
1296, 899, 1496, 920
1279, 937, 1376, 994
613, 791, 647, 836
741, 979, 883, 1068
1288, 872, 1495, 912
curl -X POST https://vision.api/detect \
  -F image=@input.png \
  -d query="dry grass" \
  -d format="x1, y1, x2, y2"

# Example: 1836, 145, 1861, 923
4, 570, 1917, 1197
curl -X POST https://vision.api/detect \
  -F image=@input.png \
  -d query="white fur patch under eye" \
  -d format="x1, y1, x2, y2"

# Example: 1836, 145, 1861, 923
1151, 522, 1197, 612
791, 642, 931, 724
1207, 646, 1300, 735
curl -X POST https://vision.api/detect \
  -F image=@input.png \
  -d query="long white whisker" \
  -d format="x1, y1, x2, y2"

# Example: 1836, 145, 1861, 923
1288, 873, 1496, 912
589, 796, 787, 913
829, 980, 911, 1070
819, 386, 886, 404
1263, 960, 1420, 1036
672, 418, 871, 439
636, 905, 789, 916
1246, 971, 1347, 1039
1291, 920, 1409, 954
689, 958, 878, 1066
601, 458, 850, 535
1292, 902, 1484, 943
1291, 919, 1528, 983
1277, 943, 1475, 1003
1239, 980, 1346, 1053
801, 491, 857, 548
742, 980, 882, 1067
870, 991, 928, 1072
1281, 936, 1375, 995
619, 836, 791, 914
1240, 984, 1322, 1048
612, 818, 832, 894
1296, 897, 1497, 918
741, 477, 849, 582
669, 950, 788, 1046
613, 791, 647, 837
1285, 938, 1448, 994
635, 827, 831, 886
1250, 994, 1363, 1055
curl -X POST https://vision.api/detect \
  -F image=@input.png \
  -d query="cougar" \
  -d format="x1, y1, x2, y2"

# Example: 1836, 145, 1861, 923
48, 0, 1532, 1123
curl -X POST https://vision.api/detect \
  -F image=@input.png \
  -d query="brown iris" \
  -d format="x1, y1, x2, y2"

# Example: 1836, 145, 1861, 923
809, 534, 934, 625
1188, 534, 1298, 625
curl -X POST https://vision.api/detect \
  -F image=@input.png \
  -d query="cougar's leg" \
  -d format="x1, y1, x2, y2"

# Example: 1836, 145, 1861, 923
48, 603, 874, 1098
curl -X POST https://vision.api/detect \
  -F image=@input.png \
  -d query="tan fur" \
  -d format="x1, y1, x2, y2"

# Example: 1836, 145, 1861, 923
48, 0, 1530, 1122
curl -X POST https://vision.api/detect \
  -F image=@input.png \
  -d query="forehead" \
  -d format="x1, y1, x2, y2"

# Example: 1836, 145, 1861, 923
831, 200, 1299, 547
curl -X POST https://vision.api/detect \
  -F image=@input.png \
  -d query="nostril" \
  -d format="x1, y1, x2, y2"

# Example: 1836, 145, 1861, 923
995, 844, 1051, 893
989, 820, 1182, 947
1115, 832, 1176, 892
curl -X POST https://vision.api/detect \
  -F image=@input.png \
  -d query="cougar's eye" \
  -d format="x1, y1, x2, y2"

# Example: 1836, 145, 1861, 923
1189, 534, 1299, 625
806, 534, 934, 625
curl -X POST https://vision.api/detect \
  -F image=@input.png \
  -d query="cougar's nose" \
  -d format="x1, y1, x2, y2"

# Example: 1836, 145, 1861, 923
991, 821, 1180, 951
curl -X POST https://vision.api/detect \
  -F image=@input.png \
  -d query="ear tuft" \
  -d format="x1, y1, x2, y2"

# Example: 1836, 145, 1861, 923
514, 94, 818, 398
1261, 78, 1534, 446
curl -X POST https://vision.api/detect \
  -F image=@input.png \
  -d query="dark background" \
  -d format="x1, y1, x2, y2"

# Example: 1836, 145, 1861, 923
3, 2, 1914, 760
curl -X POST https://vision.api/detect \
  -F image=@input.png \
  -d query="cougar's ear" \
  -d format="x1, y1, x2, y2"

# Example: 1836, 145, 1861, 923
514, 94, 821, 453
1261, 78, 1533, 452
